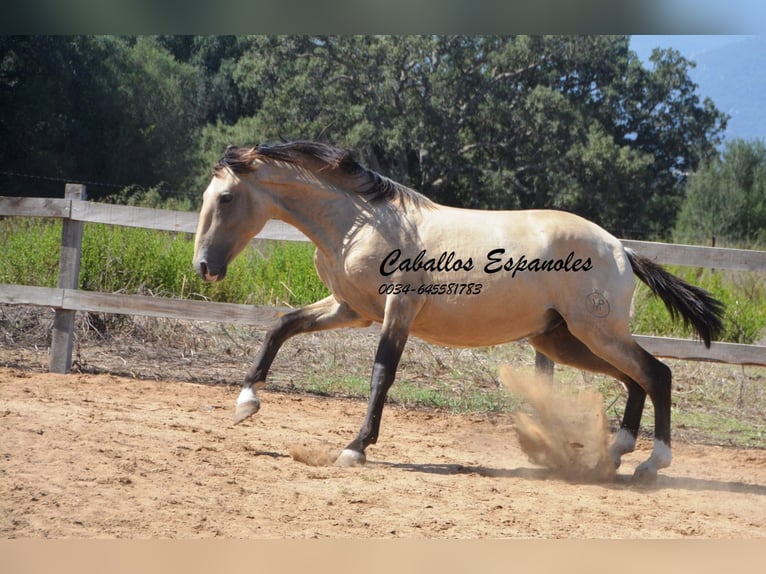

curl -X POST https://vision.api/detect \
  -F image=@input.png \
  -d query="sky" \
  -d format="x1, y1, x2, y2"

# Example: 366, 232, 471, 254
629, 35, 756, 63
628, 35, 765, 141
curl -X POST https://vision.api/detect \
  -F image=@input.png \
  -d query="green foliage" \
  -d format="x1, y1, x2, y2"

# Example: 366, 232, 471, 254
0, 36, 202, 203
675, 139, 766, 245
205, 35, 726, 237
2, 35, 728, 238
303, 373, 519, 414
1, 219, 328, 308
631, 266, 766, 344
105, 185, 195, 212
0, 219, 62, 287
78, 224, 195, 297
194, 241, 329, 307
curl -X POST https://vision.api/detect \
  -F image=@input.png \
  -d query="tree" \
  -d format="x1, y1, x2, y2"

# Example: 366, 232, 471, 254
95, 37, 201, 200
2, 35, 727, 236
674, 139, 766, 245
208, 36, 726, 237
0, 36, 89, 197
0, 36, 201, 201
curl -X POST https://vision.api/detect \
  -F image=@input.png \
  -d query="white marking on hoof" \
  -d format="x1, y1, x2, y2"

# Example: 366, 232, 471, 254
633, 439, 672, 483
334, 449, 366, 467
608, 428, 636, 469
650, 439, 672, 468
233, 387, 260, 425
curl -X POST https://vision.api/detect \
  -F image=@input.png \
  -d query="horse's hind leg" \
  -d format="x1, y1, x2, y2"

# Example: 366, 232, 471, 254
234, 295, 370, 424
530, 324, 645, 468
563, 322, 673, 481
610, 379, 647, 466
534, 351, 555, 381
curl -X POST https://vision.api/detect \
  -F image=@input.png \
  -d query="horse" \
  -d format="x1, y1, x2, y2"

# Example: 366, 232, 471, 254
192, 140, 724, 481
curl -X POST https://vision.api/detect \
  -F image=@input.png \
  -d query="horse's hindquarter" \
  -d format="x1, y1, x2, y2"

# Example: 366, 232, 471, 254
319, 208, 635, 347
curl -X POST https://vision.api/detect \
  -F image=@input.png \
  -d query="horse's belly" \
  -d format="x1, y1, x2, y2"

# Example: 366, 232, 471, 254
409, 297, 555, 347
411, 324, 533, 347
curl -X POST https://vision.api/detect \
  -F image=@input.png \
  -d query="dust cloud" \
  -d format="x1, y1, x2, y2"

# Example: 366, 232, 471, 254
289, 442, 340, 467
500, 365, 616, 482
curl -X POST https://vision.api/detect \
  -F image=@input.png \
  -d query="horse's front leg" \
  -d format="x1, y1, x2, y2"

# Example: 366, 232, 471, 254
234, 296, 370, 424
335, 298, 419, 467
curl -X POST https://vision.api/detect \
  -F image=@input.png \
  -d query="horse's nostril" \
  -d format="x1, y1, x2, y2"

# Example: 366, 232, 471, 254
199, 261, 208, 277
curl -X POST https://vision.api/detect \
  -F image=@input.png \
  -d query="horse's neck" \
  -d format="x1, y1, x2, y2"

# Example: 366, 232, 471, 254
269, 185, 374, 256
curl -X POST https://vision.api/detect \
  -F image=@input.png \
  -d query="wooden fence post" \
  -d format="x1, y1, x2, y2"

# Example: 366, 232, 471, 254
49, 184, 86, 373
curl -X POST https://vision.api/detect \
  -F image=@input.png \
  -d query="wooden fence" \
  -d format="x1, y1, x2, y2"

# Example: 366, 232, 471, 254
1, 185, 766, 373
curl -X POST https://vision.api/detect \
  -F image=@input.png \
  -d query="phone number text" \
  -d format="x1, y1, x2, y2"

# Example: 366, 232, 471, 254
378, 282, 484, 296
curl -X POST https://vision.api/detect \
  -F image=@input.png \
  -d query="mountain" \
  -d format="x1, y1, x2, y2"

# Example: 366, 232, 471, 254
630, 35, 766, 143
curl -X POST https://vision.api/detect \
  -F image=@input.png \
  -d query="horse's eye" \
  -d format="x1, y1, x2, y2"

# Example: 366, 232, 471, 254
219, 193, 234, 204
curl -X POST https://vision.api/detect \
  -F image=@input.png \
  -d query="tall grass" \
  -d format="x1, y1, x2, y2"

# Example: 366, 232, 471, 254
0, 218, 63, 287
0, 218, 328, 308
1, 218, 764, 343
630, 266, 766, 344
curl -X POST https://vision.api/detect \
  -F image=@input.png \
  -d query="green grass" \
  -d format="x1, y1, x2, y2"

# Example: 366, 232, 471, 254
0, 218, 328, 307
304, 372, 521, 414
296, 352, 764, 448
673, 410, 764, 447
0, 218, 63, 287
630, 266, 766, 344
3, 218, 762, 342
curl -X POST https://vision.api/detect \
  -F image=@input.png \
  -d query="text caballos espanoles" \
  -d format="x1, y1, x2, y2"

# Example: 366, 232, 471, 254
379, 248, 593, 278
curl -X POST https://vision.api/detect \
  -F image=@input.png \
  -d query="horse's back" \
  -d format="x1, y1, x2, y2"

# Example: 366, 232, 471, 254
392, 207, 636, 347
325, 205, 636, 346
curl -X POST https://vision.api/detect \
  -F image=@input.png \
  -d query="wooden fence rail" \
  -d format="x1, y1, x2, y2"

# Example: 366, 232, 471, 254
1, 190, 765, 371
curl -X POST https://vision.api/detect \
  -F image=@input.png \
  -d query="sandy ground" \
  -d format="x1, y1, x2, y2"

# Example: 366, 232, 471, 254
1, 366, 764, 539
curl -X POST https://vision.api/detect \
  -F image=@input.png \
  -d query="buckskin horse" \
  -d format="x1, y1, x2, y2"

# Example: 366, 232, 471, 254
192, 141, 724, 481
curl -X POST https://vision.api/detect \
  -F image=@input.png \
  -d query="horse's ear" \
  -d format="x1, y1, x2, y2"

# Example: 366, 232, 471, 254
221, 145, 235, 163
221, 145, 236, 163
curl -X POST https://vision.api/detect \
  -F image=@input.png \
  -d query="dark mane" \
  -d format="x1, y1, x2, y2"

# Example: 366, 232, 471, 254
215, 141, 434, 208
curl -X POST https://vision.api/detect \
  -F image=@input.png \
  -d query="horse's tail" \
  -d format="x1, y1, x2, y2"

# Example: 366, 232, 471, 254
625, 248, 725, 348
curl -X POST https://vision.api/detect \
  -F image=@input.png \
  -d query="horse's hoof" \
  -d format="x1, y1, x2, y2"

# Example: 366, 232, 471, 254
335, 449, 366, 467
632, 439, 671, 483
632, 462, 659, 484
233, 400, 260, 424
607, 428, 636, 470
233, 387, 261, 424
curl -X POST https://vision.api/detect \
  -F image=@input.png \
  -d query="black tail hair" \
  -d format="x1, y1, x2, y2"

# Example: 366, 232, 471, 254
626, 248, 725, 348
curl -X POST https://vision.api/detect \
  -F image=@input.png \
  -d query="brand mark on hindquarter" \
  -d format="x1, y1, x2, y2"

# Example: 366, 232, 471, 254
586, 291, 610, 318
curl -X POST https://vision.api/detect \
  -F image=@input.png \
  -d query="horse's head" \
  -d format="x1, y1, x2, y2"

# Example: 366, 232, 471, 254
192, 162, 270, 282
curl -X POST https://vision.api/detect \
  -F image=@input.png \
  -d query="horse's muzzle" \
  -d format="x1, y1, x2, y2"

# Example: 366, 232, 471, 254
195, 260, 227, 283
